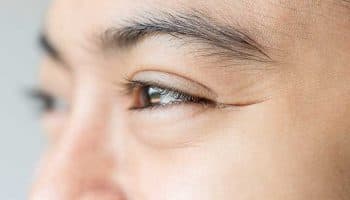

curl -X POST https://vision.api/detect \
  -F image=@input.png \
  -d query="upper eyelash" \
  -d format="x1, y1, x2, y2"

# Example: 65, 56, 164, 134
119, 79, 214, 110
120, 78, 208, 99
120, 79, 181, 95
121, 79, 200, 101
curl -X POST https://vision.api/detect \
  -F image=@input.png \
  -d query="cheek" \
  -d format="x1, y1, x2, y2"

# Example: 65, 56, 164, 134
119, 118, 256, 200
117, 98, 347, 200
124, 143, 242, 200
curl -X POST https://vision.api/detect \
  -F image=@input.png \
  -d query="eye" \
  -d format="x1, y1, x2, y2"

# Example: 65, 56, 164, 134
127, 81, 213, 110
28, 88, 69, 114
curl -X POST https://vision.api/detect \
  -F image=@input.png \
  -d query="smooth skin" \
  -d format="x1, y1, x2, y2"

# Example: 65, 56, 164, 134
30, 0, 350, 200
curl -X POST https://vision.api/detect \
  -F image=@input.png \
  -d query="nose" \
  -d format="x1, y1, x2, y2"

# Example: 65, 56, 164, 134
29, 90, 125, 200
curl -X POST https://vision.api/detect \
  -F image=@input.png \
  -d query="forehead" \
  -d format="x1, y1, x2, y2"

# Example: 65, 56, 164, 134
47, 0, 348, 28
45, 0, 349, 58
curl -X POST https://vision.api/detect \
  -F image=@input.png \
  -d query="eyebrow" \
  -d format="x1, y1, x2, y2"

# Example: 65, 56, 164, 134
40, 9, 272, 66
101, 9, 272, 63
39, 34, 64, 63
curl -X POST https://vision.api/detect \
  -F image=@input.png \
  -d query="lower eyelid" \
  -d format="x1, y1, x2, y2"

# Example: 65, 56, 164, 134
129, 99, 209, 111
126, 101, 234, 131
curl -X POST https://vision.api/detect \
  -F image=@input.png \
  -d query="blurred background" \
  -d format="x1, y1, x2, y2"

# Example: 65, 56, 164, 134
0, 0, 50, 199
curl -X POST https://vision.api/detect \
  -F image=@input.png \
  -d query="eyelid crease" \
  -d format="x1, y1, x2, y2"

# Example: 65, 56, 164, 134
119, 79, 216, 111
120, 79, 212, 102
130, 70, 218, 99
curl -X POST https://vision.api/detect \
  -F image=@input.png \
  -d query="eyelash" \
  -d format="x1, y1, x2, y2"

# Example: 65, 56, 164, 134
27, 88, 68, 114
28, 82, 216, 113
122, 80, 214, 110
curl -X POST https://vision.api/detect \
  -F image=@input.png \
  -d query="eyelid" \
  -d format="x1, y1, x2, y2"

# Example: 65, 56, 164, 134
123, 80, 214, 105
126, 70, 218, 100
123, 79, 198, 98
27, 87, 70, 113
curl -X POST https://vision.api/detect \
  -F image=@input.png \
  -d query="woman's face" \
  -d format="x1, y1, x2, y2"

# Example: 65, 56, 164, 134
30, 0, 350, 199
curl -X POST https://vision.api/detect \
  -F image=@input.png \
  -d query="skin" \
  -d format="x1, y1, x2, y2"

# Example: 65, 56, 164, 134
30, 0, 350, 199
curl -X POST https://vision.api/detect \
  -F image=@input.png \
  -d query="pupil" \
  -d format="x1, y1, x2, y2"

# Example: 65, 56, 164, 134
147, 87, 162, 105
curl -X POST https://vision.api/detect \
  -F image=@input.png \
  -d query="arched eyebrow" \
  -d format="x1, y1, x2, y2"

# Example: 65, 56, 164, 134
39, 9, 273, 66
100, 10, 272, 63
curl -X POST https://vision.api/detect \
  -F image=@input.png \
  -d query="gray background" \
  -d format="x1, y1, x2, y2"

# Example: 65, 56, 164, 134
0, 0, 50, 199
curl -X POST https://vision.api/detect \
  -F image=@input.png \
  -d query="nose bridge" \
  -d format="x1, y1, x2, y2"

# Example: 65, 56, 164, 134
57, 73, 116, 166
56, 79, 114, 173
31, 83, 122, 199
57, 113, 111, 171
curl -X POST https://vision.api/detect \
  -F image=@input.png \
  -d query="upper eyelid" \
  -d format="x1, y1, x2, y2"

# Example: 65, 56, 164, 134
124, 81, 215, 111
129, 80, 184, 94
125, 70, 218, 99
120, 79, 209, 101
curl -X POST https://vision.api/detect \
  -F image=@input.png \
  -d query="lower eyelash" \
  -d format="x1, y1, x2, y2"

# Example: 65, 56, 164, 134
129, 100, 211, 111
131, 91, 214, 111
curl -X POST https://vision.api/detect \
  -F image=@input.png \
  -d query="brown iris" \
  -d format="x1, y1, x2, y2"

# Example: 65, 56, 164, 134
130, 85, 194, 109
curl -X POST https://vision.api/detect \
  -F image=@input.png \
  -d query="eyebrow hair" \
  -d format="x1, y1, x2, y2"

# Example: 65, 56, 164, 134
39, 34, 63, 63
101, 10, 272, 63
